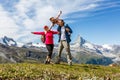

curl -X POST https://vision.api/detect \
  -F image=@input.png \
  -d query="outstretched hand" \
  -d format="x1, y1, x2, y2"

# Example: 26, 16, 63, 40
65, 28, 70, 32
56, 11, 62, 19
31, 32, 34, 34
59, 11, 62, 14
57, 31, 60, 34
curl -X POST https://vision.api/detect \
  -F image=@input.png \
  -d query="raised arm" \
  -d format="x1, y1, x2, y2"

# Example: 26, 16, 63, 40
56, 11, 62, 19
52, 31, 59, 34
31, 32, 45, 35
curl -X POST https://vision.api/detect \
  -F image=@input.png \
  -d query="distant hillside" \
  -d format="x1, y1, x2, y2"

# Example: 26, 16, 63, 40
0, 63, 120, 80
0, 43, 113, 65
0, 36, 120, 65
0, 43, 47, 63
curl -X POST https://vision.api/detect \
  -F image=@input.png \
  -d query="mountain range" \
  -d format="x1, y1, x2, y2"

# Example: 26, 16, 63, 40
0, 36, 120, 65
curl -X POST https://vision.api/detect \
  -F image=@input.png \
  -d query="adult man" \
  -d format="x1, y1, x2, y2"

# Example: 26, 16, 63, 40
55, 20, 73, 65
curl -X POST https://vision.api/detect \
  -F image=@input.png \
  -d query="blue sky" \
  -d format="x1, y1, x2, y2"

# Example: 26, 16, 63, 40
0, 0, 120, 45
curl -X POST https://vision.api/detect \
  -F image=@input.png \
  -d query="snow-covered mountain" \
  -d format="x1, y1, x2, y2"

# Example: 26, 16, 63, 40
0, 36, 26, 47
0, 36, 17, 46
71, 35, 114, 54
22, 42, 46, 48
71, 35, 120, 63
71, 35, 101, 53
1, 35, 120, 58
0, 36, 45, 48
0, 35, 120, 64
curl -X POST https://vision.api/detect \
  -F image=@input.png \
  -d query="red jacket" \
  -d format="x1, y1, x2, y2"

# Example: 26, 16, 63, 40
32, 30, 58, 44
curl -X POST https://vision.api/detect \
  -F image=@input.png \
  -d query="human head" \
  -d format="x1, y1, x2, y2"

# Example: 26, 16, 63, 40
58, 20, 64, 27
44, 25, 49, 31
49, 17, 56, 23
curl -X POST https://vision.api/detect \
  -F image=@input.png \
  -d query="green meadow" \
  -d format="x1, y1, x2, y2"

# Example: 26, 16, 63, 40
0, 63, 120, 80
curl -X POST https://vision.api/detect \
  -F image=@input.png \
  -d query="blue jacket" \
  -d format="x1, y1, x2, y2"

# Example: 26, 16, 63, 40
57, 24, 72, 43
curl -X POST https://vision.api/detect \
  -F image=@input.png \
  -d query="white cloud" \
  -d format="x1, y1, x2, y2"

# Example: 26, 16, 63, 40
23, 19, 36, 30
0, 0, 119, 43
0, 5, 19, 39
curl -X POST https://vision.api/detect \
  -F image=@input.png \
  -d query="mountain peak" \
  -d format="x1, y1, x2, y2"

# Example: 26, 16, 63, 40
0, 36, 17, 46
74, 35, 86, 47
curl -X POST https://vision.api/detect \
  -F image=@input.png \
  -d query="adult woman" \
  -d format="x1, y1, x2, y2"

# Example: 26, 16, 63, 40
31, 26, 58, 64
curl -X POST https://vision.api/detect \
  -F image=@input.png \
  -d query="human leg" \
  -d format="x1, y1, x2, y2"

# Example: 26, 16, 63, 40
55, 41, 64, 64
46, 44, 54, 64
62, 41, 72, 65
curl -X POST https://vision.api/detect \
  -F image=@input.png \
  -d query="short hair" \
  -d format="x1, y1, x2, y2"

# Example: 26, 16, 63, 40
61, 19, 65, 24
49, 17, 54, 21
61, 19, 63, 22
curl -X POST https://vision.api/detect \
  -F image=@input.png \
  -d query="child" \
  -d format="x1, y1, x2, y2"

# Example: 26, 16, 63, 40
31, 26, 58, 64
49, 11, 62, 29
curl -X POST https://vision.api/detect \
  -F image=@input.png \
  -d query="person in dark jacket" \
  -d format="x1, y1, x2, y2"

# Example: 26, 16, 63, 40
55, 20, 73, 66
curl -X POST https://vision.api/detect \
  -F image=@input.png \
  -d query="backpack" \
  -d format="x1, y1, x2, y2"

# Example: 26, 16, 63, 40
41, 35, 45, 43
40, 31, 46, 43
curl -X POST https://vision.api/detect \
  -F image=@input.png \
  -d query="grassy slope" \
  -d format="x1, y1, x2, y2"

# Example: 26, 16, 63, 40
0, 63, 120, 80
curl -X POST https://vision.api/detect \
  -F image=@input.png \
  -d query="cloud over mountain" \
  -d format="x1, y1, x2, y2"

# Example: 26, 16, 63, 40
0, 0, 120, 43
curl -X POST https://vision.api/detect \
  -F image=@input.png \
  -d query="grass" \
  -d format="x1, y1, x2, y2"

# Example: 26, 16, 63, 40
0, 63, 120, 80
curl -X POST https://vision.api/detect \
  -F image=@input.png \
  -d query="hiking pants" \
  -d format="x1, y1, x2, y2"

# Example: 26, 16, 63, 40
58, 40, 72, 61
46, 44, 54, 59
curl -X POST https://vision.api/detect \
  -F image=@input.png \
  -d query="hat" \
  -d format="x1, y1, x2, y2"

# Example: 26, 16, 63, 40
44, 25, 48, 29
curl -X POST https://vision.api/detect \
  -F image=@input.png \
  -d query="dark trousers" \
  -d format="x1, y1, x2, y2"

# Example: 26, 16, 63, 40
46, 44, 54, 59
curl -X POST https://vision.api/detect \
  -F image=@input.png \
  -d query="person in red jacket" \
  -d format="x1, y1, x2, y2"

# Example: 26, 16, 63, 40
31, 26, 58, 64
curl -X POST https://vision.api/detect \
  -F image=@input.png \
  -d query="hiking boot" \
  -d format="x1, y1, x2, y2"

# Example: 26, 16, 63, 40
47, 61, 50, 64
68, 60, 72, 66
55, 59, 60, 64
55, 61, 60, 64
44, 60, 48, 64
